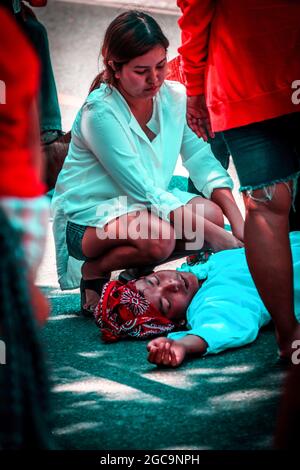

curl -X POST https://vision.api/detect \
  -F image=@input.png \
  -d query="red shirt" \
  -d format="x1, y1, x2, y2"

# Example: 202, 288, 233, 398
0, 7, 45, 197
177, 0, 300, 131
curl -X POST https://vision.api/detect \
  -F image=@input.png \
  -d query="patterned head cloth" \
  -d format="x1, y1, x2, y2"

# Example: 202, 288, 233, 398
94, 280, 176, 342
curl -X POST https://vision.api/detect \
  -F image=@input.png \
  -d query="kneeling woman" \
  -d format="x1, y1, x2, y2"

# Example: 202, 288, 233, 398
52, 11, 244, 316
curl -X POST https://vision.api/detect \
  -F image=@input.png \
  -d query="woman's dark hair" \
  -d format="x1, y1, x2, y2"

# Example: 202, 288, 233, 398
0, 209, 53, 449
89, 10, 169, 93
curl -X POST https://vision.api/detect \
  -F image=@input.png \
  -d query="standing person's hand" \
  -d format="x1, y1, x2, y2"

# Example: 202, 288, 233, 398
187, 94, 214, 142
147, 337, 187, 367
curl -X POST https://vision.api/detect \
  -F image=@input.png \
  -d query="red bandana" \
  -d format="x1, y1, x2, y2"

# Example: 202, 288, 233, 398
94, 280, 176, 342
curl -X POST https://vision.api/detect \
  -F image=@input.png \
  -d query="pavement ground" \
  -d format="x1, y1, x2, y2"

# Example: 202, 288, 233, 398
35, 1, 286, 451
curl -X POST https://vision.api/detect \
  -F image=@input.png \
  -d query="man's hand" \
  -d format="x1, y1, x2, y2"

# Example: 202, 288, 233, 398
147, 337, 187, 368
187, 94, 214, 142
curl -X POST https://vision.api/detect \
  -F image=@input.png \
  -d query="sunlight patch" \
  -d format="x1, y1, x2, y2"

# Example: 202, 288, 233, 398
48, 314, 79, 321
77, 351, 108, 358
161, 445, 212, 451
189, 408, 215, 416
45, 289, 79, 298
141, 371, 195, 389
206, 376, 238, 384
53, 421, 100, 435
186, 365, 255, 376
53, 377, 162, 403
221, 365, 255, 374
186, 368, 220, 375
71, 400, 98, 408
210, 388, 279, 407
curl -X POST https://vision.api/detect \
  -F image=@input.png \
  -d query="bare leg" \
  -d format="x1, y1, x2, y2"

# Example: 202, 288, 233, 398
170, 196, 243, 252
274, 325, 300, 448
81, 211, 176, 309
243, 182, 297, 358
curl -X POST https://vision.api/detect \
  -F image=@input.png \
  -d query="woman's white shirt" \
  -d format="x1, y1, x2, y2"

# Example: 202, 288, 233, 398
51, 80, 233, 289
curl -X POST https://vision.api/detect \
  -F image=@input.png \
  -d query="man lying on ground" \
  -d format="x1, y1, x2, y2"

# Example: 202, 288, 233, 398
95, 232, 300, 367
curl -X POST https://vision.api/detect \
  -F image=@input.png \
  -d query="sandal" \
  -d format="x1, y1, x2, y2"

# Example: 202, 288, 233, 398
80, 277, 110, 317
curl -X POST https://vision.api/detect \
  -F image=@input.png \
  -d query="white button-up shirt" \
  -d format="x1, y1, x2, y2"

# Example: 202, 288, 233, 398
52, 81, 233, 289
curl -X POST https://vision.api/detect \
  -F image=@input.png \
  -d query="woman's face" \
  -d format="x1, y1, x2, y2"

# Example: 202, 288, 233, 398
134, 270, 200, 322
115, 45, 167, 99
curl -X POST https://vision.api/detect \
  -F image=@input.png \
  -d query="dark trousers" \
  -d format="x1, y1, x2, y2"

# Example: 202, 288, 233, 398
16, 11, 62, 132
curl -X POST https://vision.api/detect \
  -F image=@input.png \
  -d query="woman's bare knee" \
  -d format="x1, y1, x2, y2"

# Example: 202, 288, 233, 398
187, 196, 224, 226
144, 237, 176, 262
205, 201, 224, 226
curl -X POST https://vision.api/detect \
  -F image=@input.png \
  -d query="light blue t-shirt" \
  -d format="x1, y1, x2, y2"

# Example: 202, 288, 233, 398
169, 232, 300, 355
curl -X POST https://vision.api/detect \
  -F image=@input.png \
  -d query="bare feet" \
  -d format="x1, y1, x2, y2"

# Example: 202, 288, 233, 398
83, 288, 102, 312
80, 275, 111, 316
81, 261, 111, 314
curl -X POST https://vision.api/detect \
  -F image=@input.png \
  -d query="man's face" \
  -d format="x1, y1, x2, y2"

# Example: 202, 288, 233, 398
134, 270, 200, 321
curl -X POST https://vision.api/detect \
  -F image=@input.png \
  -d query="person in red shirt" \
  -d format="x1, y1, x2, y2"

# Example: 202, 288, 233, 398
0, 6, 49, 325
0, 6, 53, 449
177, 0, 300, 360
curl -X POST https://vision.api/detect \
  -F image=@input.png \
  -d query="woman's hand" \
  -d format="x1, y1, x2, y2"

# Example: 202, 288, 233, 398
211, 188, 245, 242
147, 337, 187, 368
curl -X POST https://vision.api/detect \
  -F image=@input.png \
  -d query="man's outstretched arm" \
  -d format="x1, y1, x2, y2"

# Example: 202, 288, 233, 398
147, 335, 208, 368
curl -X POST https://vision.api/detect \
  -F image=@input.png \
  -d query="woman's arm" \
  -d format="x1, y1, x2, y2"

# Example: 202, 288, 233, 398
147, 335, 208, 368
211, 187, 244, 241
180, 121, 244, 240
180, 120, 234, 199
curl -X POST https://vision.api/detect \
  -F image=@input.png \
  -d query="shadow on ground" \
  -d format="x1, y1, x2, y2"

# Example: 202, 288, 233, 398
41, 287, 286, 450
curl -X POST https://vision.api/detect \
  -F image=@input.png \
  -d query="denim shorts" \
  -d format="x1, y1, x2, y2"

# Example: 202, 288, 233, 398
66, 221, 89, 261
222, 112, 300, 192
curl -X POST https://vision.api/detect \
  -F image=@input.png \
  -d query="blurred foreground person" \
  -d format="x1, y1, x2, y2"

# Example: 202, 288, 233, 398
0, 6, 53, 449
0, 5, 49, 324
0, 209, 53, 449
